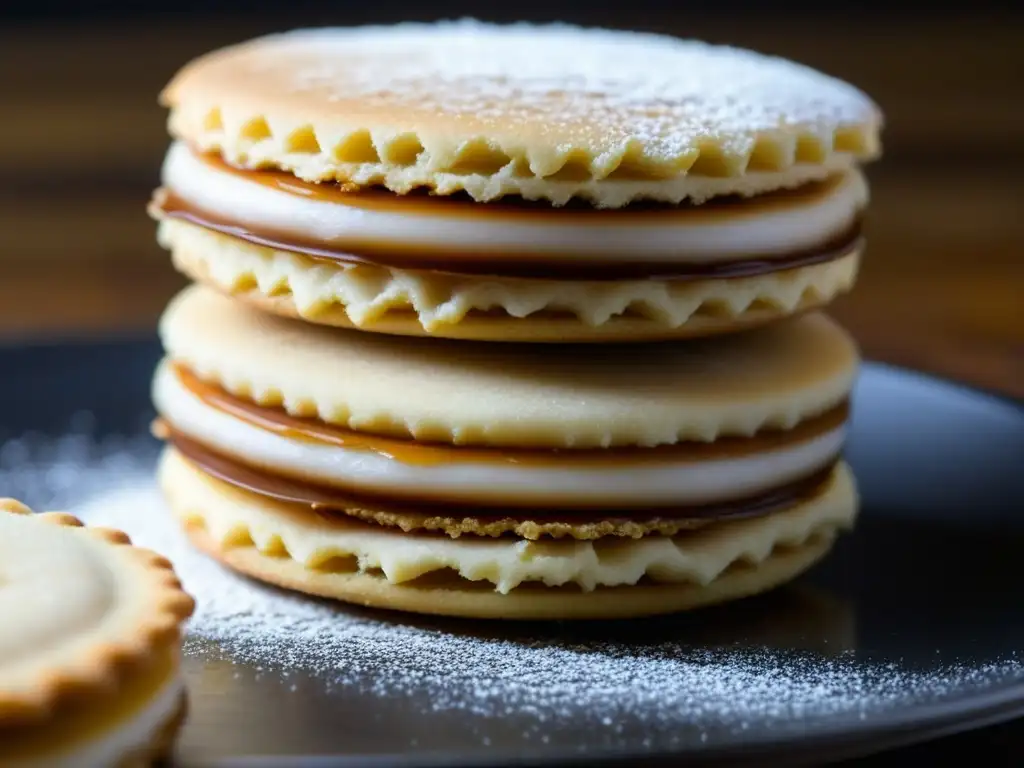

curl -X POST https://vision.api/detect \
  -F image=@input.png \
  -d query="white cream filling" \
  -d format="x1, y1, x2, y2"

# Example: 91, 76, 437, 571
153, 362, 846, 509
162, 140, 868, 262
15, 668, 184, 768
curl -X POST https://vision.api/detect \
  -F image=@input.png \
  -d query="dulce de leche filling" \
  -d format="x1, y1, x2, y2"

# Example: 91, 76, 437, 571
150, 148, 864, 281
156, 363, 846, 522
171, 363, 847, 467
163, 428, 836, 525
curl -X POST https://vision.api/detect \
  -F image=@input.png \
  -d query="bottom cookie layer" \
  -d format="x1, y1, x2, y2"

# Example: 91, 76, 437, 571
3, 648, 187, 768
185, 524, 836, 620
160, 447, 857, 619
121, 691, 188, 768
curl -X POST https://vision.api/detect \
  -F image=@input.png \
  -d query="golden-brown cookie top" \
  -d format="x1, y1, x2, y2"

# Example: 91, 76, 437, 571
0, 500, 194, 725
162, 20, 882, 207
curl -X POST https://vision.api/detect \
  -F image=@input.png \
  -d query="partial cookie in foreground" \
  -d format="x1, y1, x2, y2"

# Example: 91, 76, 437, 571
150, 285, 860, 620
150, 21, 881, 341
0, 499, 194, 766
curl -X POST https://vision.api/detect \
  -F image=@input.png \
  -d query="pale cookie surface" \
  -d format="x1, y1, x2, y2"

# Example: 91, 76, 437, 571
0, 500, 194, 767
160, 449, 857, 619
159, 284, 859, 448
162, 218, 860, 341
162, 20, 882, 207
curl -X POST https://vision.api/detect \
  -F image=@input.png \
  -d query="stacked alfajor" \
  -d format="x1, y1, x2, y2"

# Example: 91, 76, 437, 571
148, 21, 882, 619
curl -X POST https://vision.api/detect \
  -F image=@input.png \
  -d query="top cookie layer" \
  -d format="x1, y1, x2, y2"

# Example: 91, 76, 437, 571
159, 284, 859, 449
0, 501, 194, 724
161, 20, 882, 207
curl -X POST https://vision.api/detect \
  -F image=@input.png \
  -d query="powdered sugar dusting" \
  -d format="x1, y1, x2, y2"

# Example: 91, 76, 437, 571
264, 20, 878, 148
167, 20, 885, 209
3, 431, 1022, 754
168, 20, 882, 201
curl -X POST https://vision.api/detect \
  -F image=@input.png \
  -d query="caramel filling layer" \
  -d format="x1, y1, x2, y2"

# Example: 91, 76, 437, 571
153, 188, 862, 281
163, 427, 838, 524
173, 362, 849, 468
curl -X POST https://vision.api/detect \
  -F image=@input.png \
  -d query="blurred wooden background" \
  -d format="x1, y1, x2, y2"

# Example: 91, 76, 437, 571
0, 4, 1021, 398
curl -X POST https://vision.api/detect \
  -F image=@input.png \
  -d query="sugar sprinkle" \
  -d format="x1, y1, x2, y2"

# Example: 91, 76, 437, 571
2, 431, 1021, 753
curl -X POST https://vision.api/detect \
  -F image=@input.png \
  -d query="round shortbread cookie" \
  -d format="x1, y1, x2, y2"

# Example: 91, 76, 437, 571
160, 448, 856, 620
160, 20, 882, 208
161, 217, 860, 342
0, 500, 194, 766
159, 284, 859, 448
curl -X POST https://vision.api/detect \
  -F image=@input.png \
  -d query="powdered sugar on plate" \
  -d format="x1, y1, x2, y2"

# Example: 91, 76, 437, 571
3, 432, 1023, 755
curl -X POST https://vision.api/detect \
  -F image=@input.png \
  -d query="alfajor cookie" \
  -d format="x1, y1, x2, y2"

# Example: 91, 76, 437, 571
150, 20, 881, 342
150, 285, 859, 620
0, 500, 194, 766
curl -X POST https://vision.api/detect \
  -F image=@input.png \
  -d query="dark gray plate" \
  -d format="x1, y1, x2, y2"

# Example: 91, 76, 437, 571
1, 337, 1022, 767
